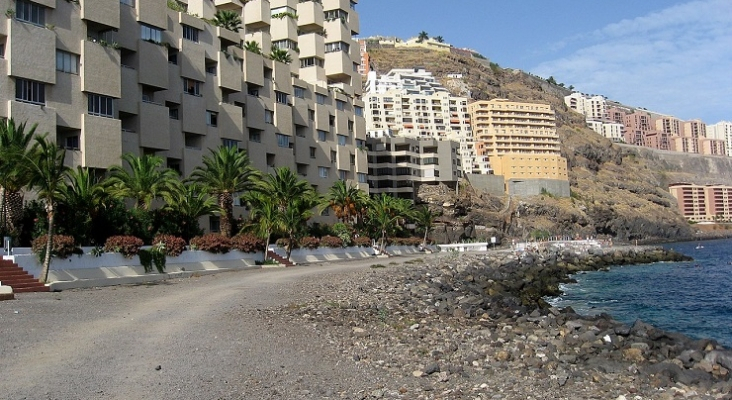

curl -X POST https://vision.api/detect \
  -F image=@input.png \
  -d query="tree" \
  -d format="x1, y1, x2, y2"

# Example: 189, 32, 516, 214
212, 10, 242, 32
26, 136, 70, 283
546, 76, 557, 85
433, 36, 444, 43
323, 180, 368, 231
413, 205, 437, 246
106, 153, 177, 210
242, 191, 280, 261
417, 31, 429, 43
190, 145, 259, 238
162, 181, 218, 240
59, 167, 109, 245
0, 118, 37, 236
244, 40, 261, 54
366, 194, 414, 254
269, 46, 292, 64
251, 167, 319, 259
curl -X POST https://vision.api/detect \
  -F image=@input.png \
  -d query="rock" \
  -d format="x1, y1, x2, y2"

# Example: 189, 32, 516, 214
412, 370, 424, 377
424, 363, 440, 375
622, 348, 645, 363
704, 350, 732, 370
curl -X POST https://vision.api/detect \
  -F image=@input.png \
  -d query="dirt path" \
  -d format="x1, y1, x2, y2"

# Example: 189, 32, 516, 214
0, 255, 431, 399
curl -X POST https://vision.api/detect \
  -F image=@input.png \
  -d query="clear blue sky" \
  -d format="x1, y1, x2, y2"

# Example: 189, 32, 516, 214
357, 0, 732, 124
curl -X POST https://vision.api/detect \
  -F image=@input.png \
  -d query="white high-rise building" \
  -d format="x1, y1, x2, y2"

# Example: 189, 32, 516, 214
707, 121, 732, 156
564, 92, 608, 121
364, 69, 489, 175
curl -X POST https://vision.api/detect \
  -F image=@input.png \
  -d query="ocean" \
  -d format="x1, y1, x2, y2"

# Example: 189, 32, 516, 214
549, 238, 732, 348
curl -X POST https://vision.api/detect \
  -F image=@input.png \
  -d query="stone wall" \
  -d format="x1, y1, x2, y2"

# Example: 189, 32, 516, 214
508, 178, 571, 197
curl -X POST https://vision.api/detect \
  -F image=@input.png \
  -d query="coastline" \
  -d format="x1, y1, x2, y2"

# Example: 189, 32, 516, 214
275, 245, 732, 398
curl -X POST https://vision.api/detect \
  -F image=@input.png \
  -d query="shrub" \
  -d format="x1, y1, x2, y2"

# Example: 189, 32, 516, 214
190, 233, 232, 254
392, 237, 422, 247
275, 237, 293, 248
31, 234, 80, 259
299, 236, 320, 249
152, 234, 186, 257
331, 222, 352, 246
319, 235, 343, 248
104, 235, 144, 258
352, 236, 372, 247
231, 233, 265, 253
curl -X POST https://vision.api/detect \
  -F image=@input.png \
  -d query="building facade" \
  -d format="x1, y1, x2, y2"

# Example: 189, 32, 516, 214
707, 121, 732, 156
1, 0, 368, 224
468, 99, 568, 188
364, 68, 489, 175
365, 133, 461, 200
669, 183, 732, 222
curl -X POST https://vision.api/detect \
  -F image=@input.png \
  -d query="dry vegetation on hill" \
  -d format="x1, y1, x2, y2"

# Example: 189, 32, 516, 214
368, 47, 700, 243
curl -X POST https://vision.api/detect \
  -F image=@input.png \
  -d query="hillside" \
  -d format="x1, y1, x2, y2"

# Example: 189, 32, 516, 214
367, 47, 719, 243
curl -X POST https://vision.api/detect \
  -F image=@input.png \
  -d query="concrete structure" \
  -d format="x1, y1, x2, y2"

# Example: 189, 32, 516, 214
623, 111, 654, 146
468, 99, 569, 196
586, 120, 624, 143
669, 183, 732, 222
564, 93, 607, 121
364, 68, 489, 175
0, 0, 367, 225
708, 121, 732, 156
365, 133, 461, 200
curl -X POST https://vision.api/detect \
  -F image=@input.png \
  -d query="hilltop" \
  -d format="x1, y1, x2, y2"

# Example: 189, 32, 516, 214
366, 47, 732, 243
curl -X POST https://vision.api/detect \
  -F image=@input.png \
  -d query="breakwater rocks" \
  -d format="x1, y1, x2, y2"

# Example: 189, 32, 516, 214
277, 246, 732, 399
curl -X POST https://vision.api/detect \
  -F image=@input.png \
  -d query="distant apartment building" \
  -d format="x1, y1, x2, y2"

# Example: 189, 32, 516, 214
0, 0, 368, 226
357, 38, 371, 76
365, 133, 461, 200
564, 93, 607, 121
707, 121, 732, 156
623, 111, 654, 146
468, 99, 569, 196
669, 183, 732, 222
364, 68, 489, 175
586, 120, 624, 143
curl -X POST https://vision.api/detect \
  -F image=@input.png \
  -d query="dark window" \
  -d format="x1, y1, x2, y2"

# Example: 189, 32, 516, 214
15, 79, 45, 105
88, 94, 114, 118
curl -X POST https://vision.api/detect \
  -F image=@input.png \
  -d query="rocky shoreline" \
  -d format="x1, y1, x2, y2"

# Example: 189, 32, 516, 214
273, 245, 732, 399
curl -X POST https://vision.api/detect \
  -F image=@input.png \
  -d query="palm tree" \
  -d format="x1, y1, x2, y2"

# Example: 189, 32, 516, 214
59, 167, 109, 244
26, 136, 70, 283
189, 146, 259, 237
162, 181, 218, 241
417, 31, 429, 43
413, 205, 437, 247
324, 180, 368, 229
252, 167, 319, 259
269, 46, 292, 64
242, 190, 281, 261
433, 36, 444, 43
0, 118, 37, 235
244, 41, 261, 55
366, 194, 414, 254
106, 153, 177, 210
212, 10, 242, 32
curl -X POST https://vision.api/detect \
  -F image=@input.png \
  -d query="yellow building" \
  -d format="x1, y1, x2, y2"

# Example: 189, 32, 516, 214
468, 99, 568, 188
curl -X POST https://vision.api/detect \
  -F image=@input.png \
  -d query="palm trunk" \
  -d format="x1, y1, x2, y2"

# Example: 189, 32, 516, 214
220, 192, 233, 237
423, 229, 429, 247
285, 231, 294, 260
40, 203, 54, 283
263, 235, 270, 262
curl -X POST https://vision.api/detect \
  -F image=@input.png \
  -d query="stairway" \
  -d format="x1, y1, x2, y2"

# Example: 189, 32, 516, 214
265, 251, 296, 267
0, 259, 50, 293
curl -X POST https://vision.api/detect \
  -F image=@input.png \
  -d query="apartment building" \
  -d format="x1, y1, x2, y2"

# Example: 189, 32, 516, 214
468, 99, 569, 196
365, 132, 461, 200
669, 183, 732, 222
707, 121, 732, 156
586, 120, 624, 143
564, 92, 607, 121
364, 68, 489, 175
1, 0, 367, 223
623, 111, 654, 146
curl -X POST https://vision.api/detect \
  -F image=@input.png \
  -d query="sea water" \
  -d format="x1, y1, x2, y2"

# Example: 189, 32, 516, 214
549, 238, 732, 347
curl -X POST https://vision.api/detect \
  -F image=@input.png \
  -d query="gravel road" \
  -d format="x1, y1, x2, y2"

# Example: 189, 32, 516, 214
0, 255, 429, 400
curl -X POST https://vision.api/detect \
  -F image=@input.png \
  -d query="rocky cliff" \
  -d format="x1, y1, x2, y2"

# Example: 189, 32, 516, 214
367, 47, 724, 243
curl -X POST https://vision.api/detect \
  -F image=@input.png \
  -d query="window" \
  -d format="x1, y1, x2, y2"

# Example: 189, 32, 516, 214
354, 105, 363, 117
316, 93, 326, 105
339, 170, 348, 181
294, 87, 305, 99
272, 39, 297, 50
222, 138, 239, 149
276, 133, 290, 148
56, 51, 79, 74
209, 216, 220, 233
324, 9, 348, 21
318, 166, 329, 178
357, 173, 367, 183
16, 0, 45, 25
330, 150, 336, 163
64, 135, 80, 150
206, 111, 218, 126
88, 94, 114, 118
141, 24, 162, 43
300, 57, 323, 68
329, 115, 335, 126
325, 41, 350, 54
308, 109, 315, 121
309, 147, 316, 158
120, 0, 135, 6
336, 100, 345, 111
317, 130, 326, 141
182, 24, 199, 43
347, 120, 354, 132
337, 134, 347, 146
15, 79, 45, 105
183, 78, 201, 96
275, 91, 288, 104
264, 110, 274, 124
356, 139, 365, 148
168, 49, 178, 65
249, 129, 261, 143
205, 64, 216, 75
247, 87, 259, 97
169, 107, 179, 120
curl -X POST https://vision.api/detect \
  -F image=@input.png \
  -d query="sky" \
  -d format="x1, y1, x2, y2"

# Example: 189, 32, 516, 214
356, 0, 732, 124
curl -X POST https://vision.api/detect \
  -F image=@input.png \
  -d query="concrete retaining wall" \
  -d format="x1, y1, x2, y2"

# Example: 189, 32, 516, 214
277, 245, 422, 264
